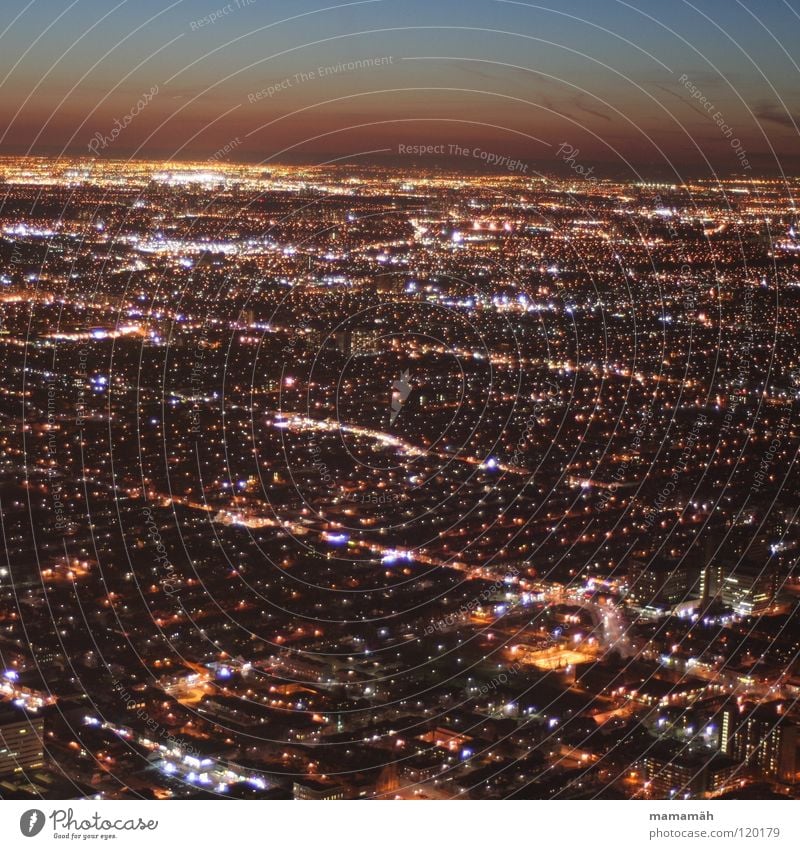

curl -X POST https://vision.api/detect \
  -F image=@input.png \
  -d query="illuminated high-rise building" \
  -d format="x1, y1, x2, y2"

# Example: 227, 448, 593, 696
720, 703, 797, 783
0, 707, 45, 776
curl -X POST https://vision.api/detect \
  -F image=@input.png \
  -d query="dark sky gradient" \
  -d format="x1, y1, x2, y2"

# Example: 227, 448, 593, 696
1, 0, 799, 176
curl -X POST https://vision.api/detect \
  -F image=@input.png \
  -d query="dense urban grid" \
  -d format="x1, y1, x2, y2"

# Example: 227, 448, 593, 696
0, 156, 799, 800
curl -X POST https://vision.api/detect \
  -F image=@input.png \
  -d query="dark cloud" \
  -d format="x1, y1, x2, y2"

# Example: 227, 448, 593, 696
568, 94, 611, 123
653, 84, 712, 121
754, 102, 800, 130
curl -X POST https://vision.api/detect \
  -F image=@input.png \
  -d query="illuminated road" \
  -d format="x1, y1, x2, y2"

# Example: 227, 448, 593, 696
267, 411, 530, 475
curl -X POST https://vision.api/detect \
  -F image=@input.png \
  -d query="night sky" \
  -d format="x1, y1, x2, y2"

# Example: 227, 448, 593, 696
1, 0, 798, 175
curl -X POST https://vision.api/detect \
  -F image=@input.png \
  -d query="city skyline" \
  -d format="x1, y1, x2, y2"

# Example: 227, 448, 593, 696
0, 1, 797, 175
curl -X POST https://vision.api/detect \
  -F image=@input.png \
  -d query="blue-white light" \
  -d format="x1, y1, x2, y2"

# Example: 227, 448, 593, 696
325, 533, 349, 546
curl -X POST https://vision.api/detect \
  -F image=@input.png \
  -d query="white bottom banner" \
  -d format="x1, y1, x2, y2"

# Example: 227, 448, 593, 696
1, 800, 796, 848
